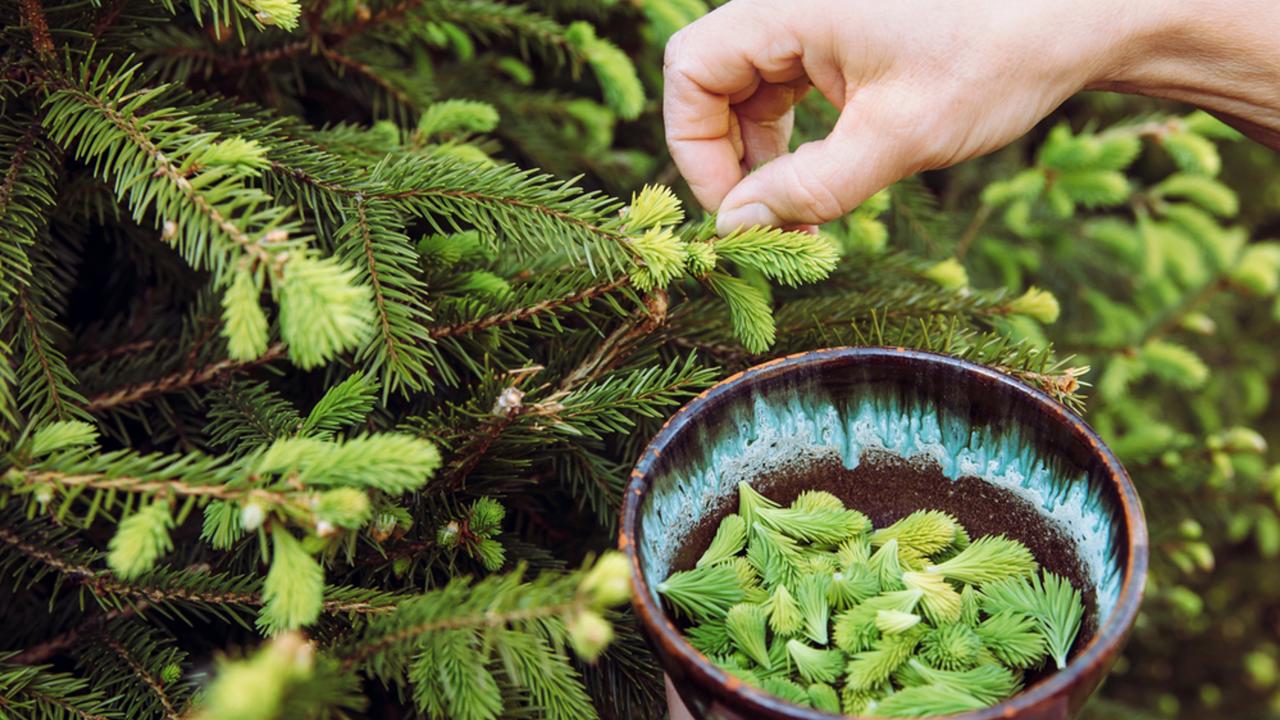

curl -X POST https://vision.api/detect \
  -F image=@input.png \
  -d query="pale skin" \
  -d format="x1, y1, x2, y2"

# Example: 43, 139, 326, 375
663, 0, 1280, 236
662, 0, 1280, 714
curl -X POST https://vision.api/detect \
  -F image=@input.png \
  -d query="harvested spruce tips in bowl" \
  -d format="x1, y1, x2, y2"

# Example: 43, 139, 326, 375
620, 348, 1147, 720
658, 482, 1084, 717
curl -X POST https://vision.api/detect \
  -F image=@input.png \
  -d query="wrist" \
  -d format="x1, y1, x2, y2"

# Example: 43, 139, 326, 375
1085, 0, 1280, 133
985, 0, 1174, 100
1082, 0, 1190, 93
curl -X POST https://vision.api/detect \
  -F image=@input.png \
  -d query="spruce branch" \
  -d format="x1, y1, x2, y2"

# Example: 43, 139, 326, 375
0, 116, 49, 303
7, 429, 439, 580
431, 297, 691, 489
84, 343, 286, 412
333, 198, 437, 396
10, 283, 90, 425
428, 374, 544, 492
95, 630, 181, 720
10, 465, 298, 506
68, 339, 159, 367
43, 66, 285, 273
336, 555, 629, 719
428, 276, 629, 338
205, 379, 301, 453
318, 45, 420, 115
0, 522, 255, 613
18, 0, 55, 60
540, 350, 716, 440
14, 606, 142, 666
342, 595, 577, 670
371, 158, 631, 266
0, 658, 117, 720
554, 290, 669, 392
0, 115, 86, 436
41, 59, 375, 370
0, 522, 398, 617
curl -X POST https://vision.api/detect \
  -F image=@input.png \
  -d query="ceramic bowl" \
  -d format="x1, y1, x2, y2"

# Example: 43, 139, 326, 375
619, 347, 1147, 720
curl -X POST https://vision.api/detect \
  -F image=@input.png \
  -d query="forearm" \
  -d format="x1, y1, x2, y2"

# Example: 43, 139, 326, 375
1091, 0, 1280, 147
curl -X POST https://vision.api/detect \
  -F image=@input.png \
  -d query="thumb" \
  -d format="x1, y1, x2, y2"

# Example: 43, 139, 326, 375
715, 123, 904, 235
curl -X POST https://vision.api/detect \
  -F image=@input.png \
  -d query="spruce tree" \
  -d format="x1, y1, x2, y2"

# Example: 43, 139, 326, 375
2, 0, 1273, 718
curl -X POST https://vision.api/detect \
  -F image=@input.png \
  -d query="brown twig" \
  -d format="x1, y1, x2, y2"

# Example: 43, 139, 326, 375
0, 527, 394, 620
429, 277, 630, 338
15, 289, 71, 419
91, 0, 127, 39
955, 203, 992, 260
556, 290, 668, 391
438, 411, 521, 492
13, 469, 298, 507
100, 633, 180, 719
0, 121, 40, 214
19, 0, 55, 59
68, 339, 160, 366
318, 46, 417, 111
154, 40, 313, 74
339, 599, 580, 671
85, 342, 286, 412
354, 201, 402, 370
12, 606, 142, 665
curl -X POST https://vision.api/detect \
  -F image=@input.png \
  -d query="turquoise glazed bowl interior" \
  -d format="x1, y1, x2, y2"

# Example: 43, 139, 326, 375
620, 347, 1147, 720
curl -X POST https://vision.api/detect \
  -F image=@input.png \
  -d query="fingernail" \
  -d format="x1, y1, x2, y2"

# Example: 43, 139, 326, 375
716, 202, 779, 235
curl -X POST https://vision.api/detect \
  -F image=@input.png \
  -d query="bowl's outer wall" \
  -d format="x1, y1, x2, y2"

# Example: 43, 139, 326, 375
620, 347, 1148, 720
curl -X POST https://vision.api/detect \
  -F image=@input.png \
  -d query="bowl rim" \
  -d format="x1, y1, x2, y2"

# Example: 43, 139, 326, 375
619, 346, 1149, 719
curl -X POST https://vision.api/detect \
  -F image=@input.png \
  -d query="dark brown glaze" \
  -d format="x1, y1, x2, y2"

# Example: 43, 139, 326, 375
620, 347, 1148, 720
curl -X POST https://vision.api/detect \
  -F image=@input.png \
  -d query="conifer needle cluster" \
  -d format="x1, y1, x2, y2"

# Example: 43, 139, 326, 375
659, 482, 1085, 717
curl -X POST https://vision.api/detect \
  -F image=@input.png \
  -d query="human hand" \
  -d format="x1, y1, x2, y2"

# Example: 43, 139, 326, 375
662, 0, 1171, 234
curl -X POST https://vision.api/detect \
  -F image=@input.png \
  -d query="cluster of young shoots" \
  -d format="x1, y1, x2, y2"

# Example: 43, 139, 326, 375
657, 483, 1086, 717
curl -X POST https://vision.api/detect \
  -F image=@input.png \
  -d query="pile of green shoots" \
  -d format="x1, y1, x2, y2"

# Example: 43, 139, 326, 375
658, 483, 1086, 717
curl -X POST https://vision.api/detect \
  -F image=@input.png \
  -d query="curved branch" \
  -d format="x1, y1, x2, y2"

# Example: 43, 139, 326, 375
85, 343, 285, 412
339, 598, 580, 670
0, 526, 394, 616
59, 86, 277, 268
100, 633, 179, 720
429, 277, 629, 338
